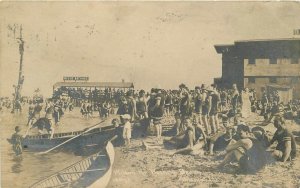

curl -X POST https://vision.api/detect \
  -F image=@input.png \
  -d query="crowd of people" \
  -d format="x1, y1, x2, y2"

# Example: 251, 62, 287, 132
5, 82, 300, 174
52, 86, 129, 107
109, 83, 298, 175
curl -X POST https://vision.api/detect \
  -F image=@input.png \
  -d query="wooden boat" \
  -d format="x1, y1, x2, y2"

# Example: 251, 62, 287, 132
8, 125, 116, 151
29, 141, 115, 188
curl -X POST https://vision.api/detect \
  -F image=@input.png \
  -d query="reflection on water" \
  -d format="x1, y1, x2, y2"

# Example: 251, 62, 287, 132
11, 155, 23, 174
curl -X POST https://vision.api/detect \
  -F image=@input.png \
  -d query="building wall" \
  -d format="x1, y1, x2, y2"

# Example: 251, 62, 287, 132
215, 40, 300, 101
244, 58, 300, 77
244, 77, 269, 99
221, 54, 244, 89
244, 77, 300, 100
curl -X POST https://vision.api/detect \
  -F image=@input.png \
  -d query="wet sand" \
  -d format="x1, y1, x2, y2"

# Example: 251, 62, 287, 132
108, 113, 300, 188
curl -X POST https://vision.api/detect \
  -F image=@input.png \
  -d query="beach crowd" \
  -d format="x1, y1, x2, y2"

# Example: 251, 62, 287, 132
4, 83, 300, 174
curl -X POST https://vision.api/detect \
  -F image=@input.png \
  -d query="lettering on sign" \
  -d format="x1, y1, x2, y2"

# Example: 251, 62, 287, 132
63, 77, 89, 81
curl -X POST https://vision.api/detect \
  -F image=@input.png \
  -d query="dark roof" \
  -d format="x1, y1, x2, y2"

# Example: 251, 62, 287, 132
235, 38, 300, 43
214, 38, 300, 58
53, 82, 134, 89
214, 45, 235, 54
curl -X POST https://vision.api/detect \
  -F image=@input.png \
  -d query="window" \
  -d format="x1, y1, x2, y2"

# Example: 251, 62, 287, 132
248, 58, 255, 65
269, 77, 277, 83
248, 77, 255, 84
270, 58, 277, 64
291, 58, 299, 64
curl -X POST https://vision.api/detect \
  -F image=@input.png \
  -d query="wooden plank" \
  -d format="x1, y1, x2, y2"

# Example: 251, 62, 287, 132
57, 173, 65, 183
59, 168, 106, 175
51, 177, 57, 186
73, 166, 81, 179
53, 176, 61, 186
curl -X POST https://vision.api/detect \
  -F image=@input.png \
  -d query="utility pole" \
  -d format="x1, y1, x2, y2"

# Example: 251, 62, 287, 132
12, 25, 25, 113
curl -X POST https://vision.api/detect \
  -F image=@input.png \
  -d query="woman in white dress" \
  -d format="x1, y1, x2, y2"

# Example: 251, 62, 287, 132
241, 88, 252, 118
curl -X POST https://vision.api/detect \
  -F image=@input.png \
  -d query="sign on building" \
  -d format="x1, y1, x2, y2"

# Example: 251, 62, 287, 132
63, 76, 89, 82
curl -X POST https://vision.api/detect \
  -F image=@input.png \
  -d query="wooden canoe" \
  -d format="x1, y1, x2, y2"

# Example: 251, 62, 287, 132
8, 125, 116, 151
29, 141, 115, 188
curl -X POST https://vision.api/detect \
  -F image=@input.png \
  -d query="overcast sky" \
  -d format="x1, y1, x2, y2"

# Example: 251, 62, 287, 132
1, 2, 300, 97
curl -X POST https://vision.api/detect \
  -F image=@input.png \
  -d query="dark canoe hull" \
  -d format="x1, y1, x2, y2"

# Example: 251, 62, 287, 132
30, 141, 115, 188
22, 125, 115, 151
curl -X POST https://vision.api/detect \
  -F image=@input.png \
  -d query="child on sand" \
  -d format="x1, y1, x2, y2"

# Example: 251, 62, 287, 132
121, 114, 132, 147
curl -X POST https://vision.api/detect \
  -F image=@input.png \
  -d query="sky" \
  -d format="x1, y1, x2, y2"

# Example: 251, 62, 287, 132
0, 2, 300, 97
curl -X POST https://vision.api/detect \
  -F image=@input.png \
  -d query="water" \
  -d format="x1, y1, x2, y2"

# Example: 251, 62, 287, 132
0, 106, 110, 188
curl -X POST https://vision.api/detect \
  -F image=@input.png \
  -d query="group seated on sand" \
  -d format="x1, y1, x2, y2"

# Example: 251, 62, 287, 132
151, 114, 296, 175
112, 110, 296, 175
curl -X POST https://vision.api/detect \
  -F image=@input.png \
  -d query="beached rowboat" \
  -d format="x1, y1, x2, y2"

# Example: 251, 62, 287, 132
25, 125, 115, 150
8, 125, 115, 150
29, 141, 115, 188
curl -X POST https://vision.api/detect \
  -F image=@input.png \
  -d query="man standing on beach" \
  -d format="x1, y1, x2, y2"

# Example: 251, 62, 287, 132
126, 91, 137, 122
136, 90, 149, 135
231, 84, 239, 115
149, 95, 164, 140
194, 86, 203, 126
179, 89, 193, 120
201, 86, 212, 135
209, 85, 221, 134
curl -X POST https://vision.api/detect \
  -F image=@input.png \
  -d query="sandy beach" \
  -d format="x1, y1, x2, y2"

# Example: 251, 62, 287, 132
108, 113, 300, 188
1, 106, 299, 188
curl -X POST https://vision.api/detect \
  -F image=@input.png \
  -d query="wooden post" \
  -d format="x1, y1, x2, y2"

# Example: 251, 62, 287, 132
12, 25, 25, 113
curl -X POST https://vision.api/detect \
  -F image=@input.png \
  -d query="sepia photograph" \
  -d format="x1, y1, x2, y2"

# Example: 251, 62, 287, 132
0, 1, 300, 188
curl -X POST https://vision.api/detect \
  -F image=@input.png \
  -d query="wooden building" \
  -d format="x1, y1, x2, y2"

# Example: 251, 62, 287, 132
53, 81, 134, 92
214, 38, 300, 100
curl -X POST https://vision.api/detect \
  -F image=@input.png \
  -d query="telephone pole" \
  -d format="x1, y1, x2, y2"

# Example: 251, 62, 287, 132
12, 25, 25, 113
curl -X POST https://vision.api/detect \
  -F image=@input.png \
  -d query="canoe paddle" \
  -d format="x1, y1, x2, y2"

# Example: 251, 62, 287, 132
36, 119, 107, 155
